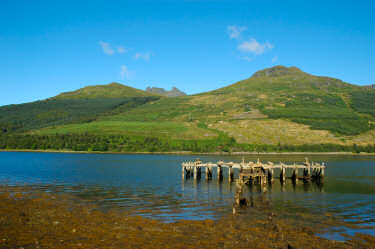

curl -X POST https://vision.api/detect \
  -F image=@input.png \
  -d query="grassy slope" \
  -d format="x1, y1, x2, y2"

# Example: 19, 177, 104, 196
53, 82, 160, 99
74, 66, 373, 145
7, 66, 375, 148
0, 83, 160, 133
33, 121, 217, 140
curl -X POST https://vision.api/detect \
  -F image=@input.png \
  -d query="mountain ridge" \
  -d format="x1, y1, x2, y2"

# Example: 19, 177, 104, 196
146, 86, 186, 97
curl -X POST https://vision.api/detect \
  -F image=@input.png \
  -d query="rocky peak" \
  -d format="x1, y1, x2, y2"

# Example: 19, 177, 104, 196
251, 65, 307, 78
146, 86, 187, 97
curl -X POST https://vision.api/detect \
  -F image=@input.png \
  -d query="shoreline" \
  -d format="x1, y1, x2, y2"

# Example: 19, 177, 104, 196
1, 149, 374, 156
0, 186, 373, 248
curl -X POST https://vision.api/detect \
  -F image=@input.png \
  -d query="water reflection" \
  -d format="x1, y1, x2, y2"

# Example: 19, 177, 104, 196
0, 152, 374, 238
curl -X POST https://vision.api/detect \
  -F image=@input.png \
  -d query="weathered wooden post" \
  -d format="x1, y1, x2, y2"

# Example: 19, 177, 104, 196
185, 165, 190, 179
268, 168, 274, 183
208, 166, 213, 179
217, 165, 223, 180
228, 166, 234, 181
182, 164, 185, 179
280, 165, 286, 182
292, 167, 298, 182
197, 166, 201, 179
307, 166, 311, 178
193, 166, 197, 180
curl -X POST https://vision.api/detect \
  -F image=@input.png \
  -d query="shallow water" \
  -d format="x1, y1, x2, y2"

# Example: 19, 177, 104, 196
0, 152, 374, 240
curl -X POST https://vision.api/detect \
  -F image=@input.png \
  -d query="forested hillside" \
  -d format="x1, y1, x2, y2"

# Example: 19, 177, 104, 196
0, 83, 160, 133
1, 66, 374, 153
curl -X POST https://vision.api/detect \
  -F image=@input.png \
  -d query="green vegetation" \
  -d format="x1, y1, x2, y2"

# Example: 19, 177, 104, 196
1, 66, 375, 153
53, 82, 159, 99
0, 97, 159, 133
261, 93, 369, 135
350, 90, 375, 117
1, 133, 374, 153
0, 133, 235, 153
34, 121, 216, 140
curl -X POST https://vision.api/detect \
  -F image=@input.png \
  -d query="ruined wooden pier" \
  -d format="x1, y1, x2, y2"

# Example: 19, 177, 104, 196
182, 158, 325, 184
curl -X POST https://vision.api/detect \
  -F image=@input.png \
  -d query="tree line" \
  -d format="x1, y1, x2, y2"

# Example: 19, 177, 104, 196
1, 133, 374, 153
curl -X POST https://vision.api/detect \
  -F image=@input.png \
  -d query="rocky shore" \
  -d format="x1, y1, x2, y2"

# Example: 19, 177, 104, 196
0, 187, 374, 248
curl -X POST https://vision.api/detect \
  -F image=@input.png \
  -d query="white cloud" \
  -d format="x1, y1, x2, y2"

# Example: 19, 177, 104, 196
227, 25, 247, 40
271, 56, 278, 63
240, 56, 252, 62
99, 41, 114, 55
120, 65, 135, 80
134, 52, 150, 61
117, 46, 127, 54
237, 38, 273, 55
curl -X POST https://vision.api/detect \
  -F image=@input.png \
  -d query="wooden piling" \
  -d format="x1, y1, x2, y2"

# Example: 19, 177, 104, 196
181, 159, 326, 188
292, 168, 298, 182
217, 165, 223, 180
268, 169, 274, 183
228, 166, 234, 181
280, 167, 286, 182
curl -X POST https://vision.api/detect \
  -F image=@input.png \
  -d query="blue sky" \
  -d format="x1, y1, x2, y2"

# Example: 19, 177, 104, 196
0, 0, 374, 105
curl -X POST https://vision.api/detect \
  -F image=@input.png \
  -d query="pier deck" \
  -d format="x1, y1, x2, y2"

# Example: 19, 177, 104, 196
182, 158, 325, 183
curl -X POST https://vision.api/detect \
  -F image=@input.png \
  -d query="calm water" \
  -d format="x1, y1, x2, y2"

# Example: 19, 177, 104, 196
0, 152, 374, 240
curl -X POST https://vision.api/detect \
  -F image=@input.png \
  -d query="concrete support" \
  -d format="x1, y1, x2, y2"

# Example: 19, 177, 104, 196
193, 166, 197, 180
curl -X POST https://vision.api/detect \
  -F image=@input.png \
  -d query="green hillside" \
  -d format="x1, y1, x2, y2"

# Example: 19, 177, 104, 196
106, 66, 375, 136
0, 83, 160, 133
214, 65, 372, 135
53, 82, 160, 99
1, 66, 375, 153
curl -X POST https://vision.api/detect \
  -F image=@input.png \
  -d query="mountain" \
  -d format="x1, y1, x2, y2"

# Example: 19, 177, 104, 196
1, 66, 374, 152
363, 84, 375, 89
55, 82, 158, 99
103, 65, 374, 143
146, 86, 186, 97
0, 83, 160, 133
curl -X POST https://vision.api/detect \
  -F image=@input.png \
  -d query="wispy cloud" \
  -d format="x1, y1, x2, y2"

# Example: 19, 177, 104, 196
117, 46, 127, 54
227, 25, 247, 40
271, 56, 278, 63
120, 65, 135, 80
134, 52, 150, 61
237, 38, 273, 55
240, 56, 253, 61
99, 41, 114, 55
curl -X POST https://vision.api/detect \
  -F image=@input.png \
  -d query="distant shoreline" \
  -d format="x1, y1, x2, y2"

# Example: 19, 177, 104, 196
1, 149, 374, 156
